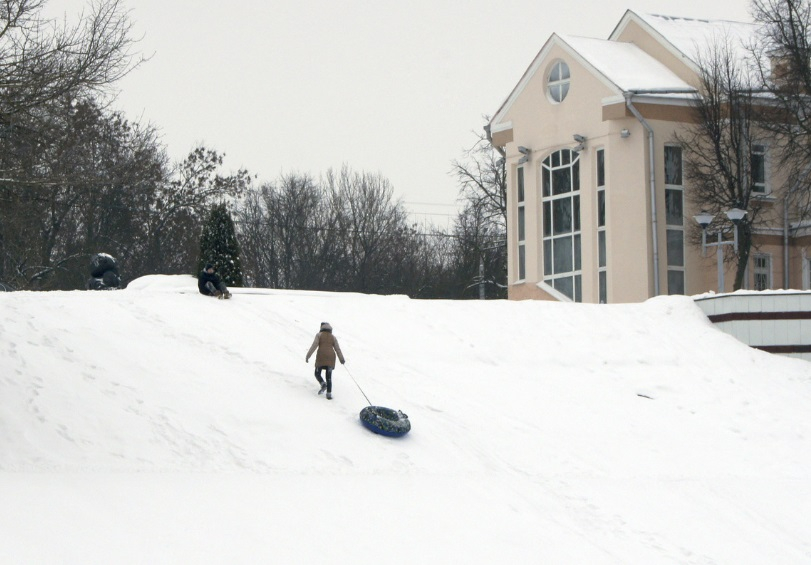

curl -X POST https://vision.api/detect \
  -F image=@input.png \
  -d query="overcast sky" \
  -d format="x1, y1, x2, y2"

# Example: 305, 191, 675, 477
50, 0, 752, 226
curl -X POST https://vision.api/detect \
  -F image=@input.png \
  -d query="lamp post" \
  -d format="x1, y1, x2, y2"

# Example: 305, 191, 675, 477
693, 208, 747, 293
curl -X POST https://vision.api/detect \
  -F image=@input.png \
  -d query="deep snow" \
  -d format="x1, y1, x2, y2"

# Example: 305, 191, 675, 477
1, 275, 810, 564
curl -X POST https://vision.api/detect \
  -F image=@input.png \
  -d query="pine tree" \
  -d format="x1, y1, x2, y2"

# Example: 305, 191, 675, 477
197, 204, 244, 287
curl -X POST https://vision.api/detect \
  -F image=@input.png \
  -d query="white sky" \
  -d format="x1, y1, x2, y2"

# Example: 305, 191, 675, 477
48, 0, 752, 225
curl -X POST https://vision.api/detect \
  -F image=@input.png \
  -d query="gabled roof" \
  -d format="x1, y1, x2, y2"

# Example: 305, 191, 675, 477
560, 34, 693, 92
490, 32, 694, 127
490, 10, 757, 132
610, 11, 758, 73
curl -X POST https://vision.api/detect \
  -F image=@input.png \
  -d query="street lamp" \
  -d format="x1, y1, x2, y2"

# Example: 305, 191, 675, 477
693, 208, 747, 293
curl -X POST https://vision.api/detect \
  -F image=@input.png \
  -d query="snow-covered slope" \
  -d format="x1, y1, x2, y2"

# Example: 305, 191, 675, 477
1, 276, 810, 564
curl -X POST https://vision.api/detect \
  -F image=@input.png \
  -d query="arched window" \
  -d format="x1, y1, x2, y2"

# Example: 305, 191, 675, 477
547, 61, 570, 103
542, 149, 581, 301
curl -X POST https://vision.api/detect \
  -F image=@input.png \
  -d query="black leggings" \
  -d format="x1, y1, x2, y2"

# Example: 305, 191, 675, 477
203, 281, 228, 296
315, 366, 333, 393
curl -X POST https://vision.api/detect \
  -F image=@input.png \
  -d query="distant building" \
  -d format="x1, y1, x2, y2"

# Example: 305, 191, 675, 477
488, 10, 811, 302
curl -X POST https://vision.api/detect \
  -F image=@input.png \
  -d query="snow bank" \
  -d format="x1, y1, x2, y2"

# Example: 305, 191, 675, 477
1, 276, 809, 564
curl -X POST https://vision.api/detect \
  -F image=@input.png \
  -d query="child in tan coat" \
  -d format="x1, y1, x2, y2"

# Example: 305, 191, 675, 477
305, 322, 345, 399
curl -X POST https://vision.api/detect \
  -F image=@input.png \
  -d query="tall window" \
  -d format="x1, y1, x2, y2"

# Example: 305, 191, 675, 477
517, 167, 526, 281
547, 61, 570, 103
751, 144, 767, 194
754, 254, 771, 290
596, 148, 607, 303
664, 146, 685, 295
542, 149, 581, 301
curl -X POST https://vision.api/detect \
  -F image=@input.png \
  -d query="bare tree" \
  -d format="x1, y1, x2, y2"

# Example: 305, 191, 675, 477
235, 173, 340, 290
452, 121, 507, 231
675, 39, 763, 290
234, 184, 275, 288
0, 0, 145, 288
325, 166, 413, 294
451, 120, 508, 298
749, 0, 811, 222
140, 146, 252, 276
236, 167, 438, 296
0, 96, 165, 289
0, 0, 141, 119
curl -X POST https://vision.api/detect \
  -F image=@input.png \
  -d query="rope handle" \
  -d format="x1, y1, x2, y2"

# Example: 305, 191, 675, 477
343, 365, 372, 406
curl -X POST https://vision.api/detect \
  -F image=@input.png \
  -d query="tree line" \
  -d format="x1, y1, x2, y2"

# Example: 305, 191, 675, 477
234, 166, 505, 298
0, 0, 506, 298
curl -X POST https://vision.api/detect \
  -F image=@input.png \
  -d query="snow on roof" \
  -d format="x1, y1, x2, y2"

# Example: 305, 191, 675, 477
630, 13, 759, 70
490, 11, 760, 128
560, 34, 695, 92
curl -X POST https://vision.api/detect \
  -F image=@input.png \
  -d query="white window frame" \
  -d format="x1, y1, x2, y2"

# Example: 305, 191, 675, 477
753, 253, 772, 291
541, 149, 582, 302
596, 148, 607, 303
751, 143, 769, 195
546, 60, 570, 104
517, 166, 526, 282
664, 145, 685, 295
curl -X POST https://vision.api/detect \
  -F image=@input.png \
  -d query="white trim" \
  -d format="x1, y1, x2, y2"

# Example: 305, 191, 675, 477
541, 149, 583, 302
794, 223, 811, 237
602, 94, 627, 106
753, 253, 773, 291
597, 145, 608, 303
516, 166, 526, 282
602, 93, 697, 107
537, 280, 573, 302
546, 59, 571, 103
609, 10, 701, 75
491, 34, 624, 125
751, 225, 790, 236
490, 121, 513, 134
750, 142, 770, 196
490, 26, 700, 127
664, 145, 685, 295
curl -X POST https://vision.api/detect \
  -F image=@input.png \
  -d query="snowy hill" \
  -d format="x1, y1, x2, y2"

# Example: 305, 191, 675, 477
1, 275, 810, 564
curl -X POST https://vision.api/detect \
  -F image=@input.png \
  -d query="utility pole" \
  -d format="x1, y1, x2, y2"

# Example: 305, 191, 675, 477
479, 257, 485, 299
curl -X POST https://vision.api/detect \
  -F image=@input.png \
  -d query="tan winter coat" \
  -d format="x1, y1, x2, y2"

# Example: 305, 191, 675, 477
306, 323, 345, 368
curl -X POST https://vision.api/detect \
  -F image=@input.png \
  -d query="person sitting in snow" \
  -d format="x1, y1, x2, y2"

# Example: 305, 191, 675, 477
198, 263, 231, 299
305, 322, 345, 400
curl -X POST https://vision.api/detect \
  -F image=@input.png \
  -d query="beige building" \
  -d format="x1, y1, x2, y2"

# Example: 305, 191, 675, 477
489, 11, 811, 303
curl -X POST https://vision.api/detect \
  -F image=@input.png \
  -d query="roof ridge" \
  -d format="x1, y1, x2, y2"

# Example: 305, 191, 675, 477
642, 12, 755, 26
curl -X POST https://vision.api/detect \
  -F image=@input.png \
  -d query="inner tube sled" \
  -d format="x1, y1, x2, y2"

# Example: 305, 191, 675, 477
359, 406, 411, 437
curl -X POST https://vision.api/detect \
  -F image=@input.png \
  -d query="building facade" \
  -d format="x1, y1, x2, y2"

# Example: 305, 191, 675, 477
489, 11, 811, 303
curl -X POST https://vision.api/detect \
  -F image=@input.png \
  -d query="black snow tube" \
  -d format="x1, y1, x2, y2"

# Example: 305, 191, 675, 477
359, 406, 411, 437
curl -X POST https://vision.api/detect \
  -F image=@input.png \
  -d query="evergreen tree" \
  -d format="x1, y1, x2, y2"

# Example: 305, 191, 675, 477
197, 204, 244, 287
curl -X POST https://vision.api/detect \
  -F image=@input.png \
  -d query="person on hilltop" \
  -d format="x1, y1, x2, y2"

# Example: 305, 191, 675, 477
198, 263, 232, 299
305, 322, 345, 400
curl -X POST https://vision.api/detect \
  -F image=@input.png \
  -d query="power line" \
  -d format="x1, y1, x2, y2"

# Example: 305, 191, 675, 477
407, 211, 456, 217
403, 201, 461, 208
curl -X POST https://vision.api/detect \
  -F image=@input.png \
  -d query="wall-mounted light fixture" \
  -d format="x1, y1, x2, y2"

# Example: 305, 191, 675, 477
620, 128, 631, 138
693, 208, 748, 292
517, 146, 531, 165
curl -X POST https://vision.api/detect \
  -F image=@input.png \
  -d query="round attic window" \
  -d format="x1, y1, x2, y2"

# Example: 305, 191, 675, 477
547, 60, 570, 103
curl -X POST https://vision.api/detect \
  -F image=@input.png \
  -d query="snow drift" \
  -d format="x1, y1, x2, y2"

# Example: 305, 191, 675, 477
1, 275, 810, 564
